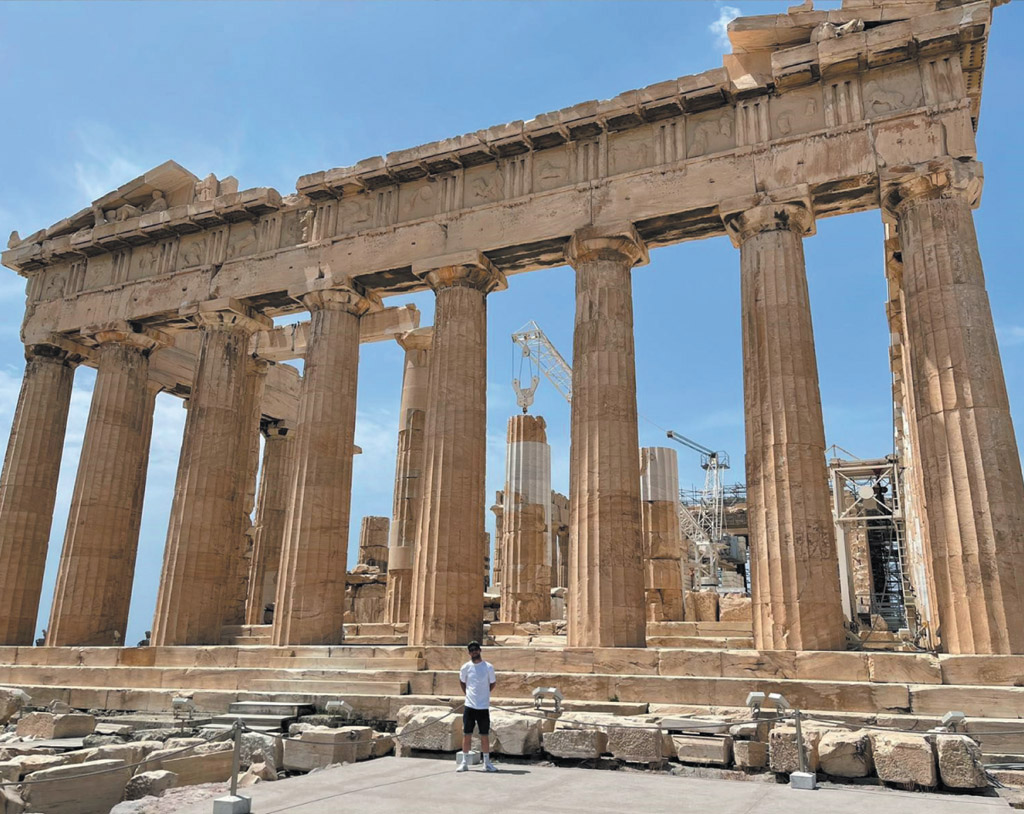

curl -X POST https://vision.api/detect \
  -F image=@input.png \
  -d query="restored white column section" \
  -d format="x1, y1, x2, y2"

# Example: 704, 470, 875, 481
639, 446, 684, 622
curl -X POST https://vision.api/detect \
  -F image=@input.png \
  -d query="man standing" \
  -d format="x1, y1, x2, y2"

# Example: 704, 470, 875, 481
457, 640, 497, 772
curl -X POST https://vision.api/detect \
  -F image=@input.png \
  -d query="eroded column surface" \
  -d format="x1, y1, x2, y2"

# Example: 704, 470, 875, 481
152, 300, 270, 646
245, 419, 293, 626
725, 198, 844, 651
48, 326, 165, 646
885, 161, 1024, 654
500, 414, 552, 624
0, 345, 77, 645
273, 285, 377, 646
223, 356, 268, 628
566, 226, 647, 648
640, 446, 684, 622
385, 328, 432, 623
408, 255, 505, 646
358, 516, 390, 569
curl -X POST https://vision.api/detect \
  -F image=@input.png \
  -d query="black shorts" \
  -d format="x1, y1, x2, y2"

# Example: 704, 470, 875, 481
463, 707, 490, 735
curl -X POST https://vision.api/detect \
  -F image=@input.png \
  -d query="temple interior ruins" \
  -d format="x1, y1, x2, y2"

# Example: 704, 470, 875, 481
0, 0, 1021, 803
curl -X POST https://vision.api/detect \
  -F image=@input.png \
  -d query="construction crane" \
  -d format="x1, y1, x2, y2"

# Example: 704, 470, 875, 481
511, 320, 733, 592
666, 431, 730, 592
511, 320, 572, 410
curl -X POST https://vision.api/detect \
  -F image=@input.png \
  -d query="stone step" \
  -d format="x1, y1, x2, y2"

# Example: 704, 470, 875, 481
646, 636, 755, 649
265, 657, 425, 670
221, 625, 272, 636
228, 701, 316, 716
248, 679, 410, 695
646, 621, 753, 636
222, 635, 272, 646
209, 712, 297, 731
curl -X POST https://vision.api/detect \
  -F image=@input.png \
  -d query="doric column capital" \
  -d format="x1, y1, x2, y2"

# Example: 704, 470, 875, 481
881, 158, 984, 217
181, 297, 273, 335
396, 326, 434, 353
82, 321, 172, 355
291, 279, 382, 316
721, 186, 816, 247
566, 224, 648, 269
412, 251, 507, 294
24, 342, 83, 366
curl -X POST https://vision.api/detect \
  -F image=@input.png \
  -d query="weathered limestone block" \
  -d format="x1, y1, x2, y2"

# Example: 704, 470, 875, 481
395, 707, 462, 752
734, 740, 767, 769
0, 788, 23, 814
542, 729, 608, 759
718, 595, 752, 622
606, 724, 665, 765
818, 730, 873, 777
936, 734, 988, 789
23, 759, 130, 814
283, 726, 373, 771
82, 741, 160, 767
239, 761, 278, 786
768, 724, 825, 773
371, 733, 394, 758
358, 516, 390, 570
487, 709, 547, 756
240, 731, 282, 770
0, 754, 69, 782
0, 689, 28, 724
870, 732, 937, 787
124, 770, 178, 800
684, 591, 719, 622
157, 749, 234, 785
17, 712, 94, 739
672, 734, 733, 766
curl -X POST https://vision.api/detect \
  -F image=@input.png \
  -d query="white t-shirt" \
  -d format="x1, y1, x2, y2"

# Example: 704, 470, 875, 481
460, 659, 496, 710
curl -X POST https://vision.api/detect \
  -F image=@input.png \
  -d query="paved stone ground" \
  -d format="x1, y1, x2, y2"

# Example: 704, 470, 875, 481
173, 757, 1008, 813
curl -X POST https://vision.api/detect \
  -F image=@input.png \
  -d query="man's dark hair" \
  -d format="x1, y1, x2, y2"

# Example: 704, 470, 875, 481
467, 641, 482, 652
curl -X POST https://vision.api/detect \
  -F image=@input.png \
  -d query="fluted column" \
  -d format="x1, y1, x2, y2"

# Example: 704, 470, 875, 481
884, 160, 1024, 654
408, 253, 505, 646
273, 283, 378, 645
358, 516, 390, 569
384, 328, 432, 624
640, 447, 684, 622
245, 419, 293, 625
0, 345, 78, 645
48, 325, 167, 646
500, 414, 552, 624
723, 192, 844, 651
152, 299, 271, 646
566, 225, 648, 647
223, 355, 269, 627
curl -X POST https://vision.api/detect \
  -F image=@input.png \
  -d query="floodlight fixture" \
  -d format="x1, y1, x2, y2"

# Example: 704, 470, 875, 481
745, 692, 766, 715
171, 696, 196, 721
325, 699, 354, 719
532, 686, 564, 712
768, 692, 790, 711
941, 710, 966, 732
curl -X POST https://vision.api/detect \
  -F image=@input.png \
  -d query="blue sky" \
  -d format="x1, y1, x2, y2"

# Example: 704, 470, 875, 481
0, 1, 1021, 644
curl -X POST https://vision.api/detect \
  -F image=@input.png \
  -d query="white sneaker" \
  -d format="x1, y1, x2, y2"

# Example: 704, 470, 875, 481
483, 758, 498, 772
456, 752, 469, 772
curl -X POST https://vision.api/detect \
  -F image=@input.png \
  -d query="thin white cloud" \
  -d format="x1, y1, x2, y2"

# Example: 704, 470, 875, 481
709, 5, 741, 50
998, 325, 1024, 347
70, 122, 146, 203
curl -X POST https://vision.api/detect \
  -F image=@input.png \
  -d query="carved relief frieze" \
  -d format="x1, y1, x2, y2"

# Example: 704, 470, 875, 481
652, 119, 684, 166
863, 63, 924, 119
398, 179, 438, 223
64, 259, 87, 297
111, 250, 132, 285
338, 195, 374, 234
571, 138, 603, 183
226, 221, 259, 260
687, 108, 735, 158
310, 202, 336, 243
464, 165, 503, 207
436, 173, 463, 214
608, 127, 653, 176
532, 147, 571, 193
771, 87, 825, 140
824, 77, 863, 127
373, 187, 399, 227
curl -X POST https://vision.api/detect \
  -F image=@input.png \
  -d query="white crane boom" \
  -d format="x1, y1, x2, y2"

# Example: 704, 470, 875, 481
512, 321, 573, 404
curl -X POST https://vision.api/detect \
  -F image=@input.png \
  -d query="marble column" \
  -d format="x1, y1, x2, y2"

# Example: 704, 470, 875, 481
273, 283, 378, 646
640, 446, 684, 622
566, 225, 648, 648
0, 345, 78, 645
245, 419, 293, 626
152, 299, 270, 646
47, 325, 166, 646
223, 355, 269, 627
385, 328, 432, 624
490, 495, 505, 592
723, 194, 844, 651
408, 253, 505, 646
500, 414, 552, 624
884, 160, 1024, 654
358, 516, 390, 569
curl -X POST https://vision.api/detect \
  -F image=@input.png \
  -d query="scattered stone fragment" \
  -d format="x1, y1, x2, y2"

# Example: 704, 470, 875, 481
671, 734, 733, 766
871, 732, 937, 787
606, 724, 664, 766
734, 740, 767, 769
239, 731, 282, 770
768, 724, 823, 773
0, 689, 28, 725
283, 726, 373, 771
16, 711, 95, 739
371, 732, 394, 757
818, 729, 873, 778
22, 758, 131, 814
543, 729, 608, 759
936, 734, 988, 789
124, 769, 179, 800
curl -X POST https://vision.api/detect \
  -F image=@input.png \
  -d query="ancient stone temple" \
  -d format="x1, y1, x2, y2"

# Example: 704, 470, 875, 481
0, 0, 1019, 672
